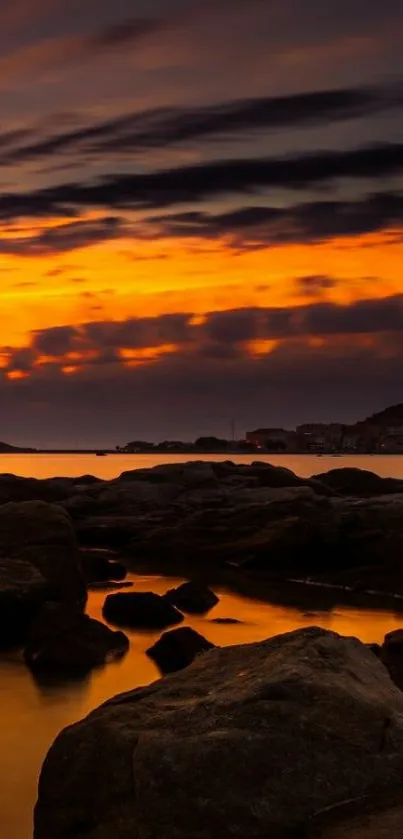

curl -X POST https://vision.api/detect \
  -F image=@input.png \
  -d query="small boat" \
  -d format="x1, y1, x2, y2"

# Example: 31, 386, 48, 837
96, 451, 107, 457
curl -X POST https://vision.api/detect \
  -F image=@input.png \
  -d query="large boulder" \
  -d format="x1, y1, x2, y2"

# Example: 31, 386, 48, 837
0, 558, 51, 648
76, 516, 140, 549
0, 501, 84, 605
0, 474, 73, 505
133, 486, 337, 570
164, 581, 219, 614
35, 627, 403, 839
24, 602, 129, 673
147, 627, 215, 674
103, 591, 184, 630
312, 468, 403, 497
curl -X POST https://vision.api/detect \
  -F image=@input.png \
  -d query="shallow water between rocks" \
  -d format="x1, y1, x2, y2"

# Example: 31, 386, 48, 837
3, 452, 403, 837
2, 571, 403, 838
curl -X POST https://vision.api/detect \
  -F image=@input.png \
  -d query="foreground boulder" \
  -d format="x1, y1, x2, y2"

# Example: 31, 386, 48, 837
25, 602, 129, 673
0, 501, 84, 606
165, 581, 219, 614
103, 591, 184, 629
0, 559, 51, 648
147, 627, 215, 674
35, 627, 403, 839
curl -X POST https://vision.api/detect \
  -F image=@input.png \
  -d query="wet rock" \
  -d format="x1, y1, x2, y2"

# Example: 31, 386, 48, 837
35, 627, 403, 839
87, 581, 133, 592
0, 474, 73, 504
76, 516, 138, 549
78, 550, 127, 583
305, 790, 403, 838
312, 467, 403, 497
380, 630, 403, 690
103, 591, 184, 630
367, 643, 382, 658
147, 627, 215, 674
73, 475, 102, 486
0, 501, 85, 606
165, 581, 219, 614
0, 559, 51, 648
117, 463, 186, 484
92, 482, 181, 512
210, 617, 242, 625
25, 602, 129, 673
180, 463, 218, 489
61, 494, 97, 519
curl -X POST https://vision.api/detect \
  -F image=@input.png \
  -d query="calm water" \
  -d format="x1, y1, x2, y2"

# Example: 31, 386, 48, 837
2, 453, 403, 837
1, 451, 403, 479
2, 573, 403, 838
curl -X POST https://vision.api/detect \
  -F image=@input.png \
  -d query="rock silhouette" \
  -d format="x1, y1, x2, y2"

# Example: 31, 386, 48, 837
34, 627, 403, 839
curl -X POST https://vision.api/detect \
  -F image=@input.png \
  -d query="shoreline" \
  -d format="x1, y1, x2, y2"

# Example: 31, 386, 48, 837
2, 449, 403, 456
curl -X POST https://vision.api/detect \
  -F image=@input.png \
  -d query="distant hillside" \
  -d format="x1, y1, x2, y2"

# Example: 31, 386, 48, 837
363, 404, 403, 427
0, 441, 36, 453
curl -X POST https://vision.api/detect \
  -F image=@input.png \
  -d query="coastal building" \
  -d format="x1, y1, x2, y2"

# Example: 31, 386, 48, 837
245, 428, 295, 451
296, 423, 343, 452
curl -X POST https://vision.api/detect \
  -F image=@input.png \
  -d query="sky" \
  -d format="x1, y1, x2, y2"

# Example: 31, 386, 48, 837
0, 0, 402, 446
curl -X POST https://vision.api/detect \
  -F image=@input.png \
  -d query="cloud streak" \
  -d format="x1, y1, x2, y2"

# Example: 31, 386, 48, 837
0, 216, 123, 255
2, 82, 402, 167
0, 143, 402, 222
151, 192, 403, 245
4, 293, 403, 376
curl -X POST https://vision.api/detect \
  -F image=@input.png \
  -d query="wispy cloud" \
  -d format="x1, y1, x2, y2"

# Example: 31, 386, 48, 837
150, 193, 403, 245
0, 143, 402, 222
1, 82, 401, 167
0, 216, 123, 255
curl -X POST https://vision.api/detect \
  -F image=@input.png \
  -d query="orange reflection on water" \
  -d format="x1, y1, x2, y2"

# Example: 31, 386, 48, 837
2, 570, 403, 839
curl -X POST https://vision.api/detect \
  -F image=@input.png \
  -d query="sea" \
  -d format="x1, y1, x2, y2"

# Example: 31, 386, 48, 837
2, 452, 403, 838
2, 450, 403, 480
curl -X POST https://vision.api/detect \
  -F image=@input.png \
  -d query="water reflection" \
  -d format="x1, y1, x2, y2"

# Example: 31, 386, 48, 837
2, 572, 403, 839
0, 451, 403, 480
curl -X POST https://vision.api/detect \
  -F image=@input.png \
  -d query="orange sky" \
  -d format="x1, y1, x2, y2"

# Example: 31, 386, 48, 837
1, 227, 402, 351
0, 0, 401, 443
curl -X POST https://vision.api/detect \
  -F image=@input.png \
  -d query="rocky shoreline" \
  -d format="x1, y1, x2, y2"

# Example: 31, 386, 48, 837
4, 461, 403, 835
34, 627, 403, 839
3, 460, 403, 658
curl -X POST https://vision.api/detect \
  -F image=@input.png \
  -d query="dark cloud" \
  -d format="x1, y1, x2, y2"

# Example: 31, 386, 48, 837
204, 296, 403, 342
297, 275, 337, 295
89, 17, 166, 49
3, 291, 403, 445
151, 193, 403, 245
33, 325, 78, 356
25, 313, 194, 365
84, 313, 193, 350
0, 145, 402, 222
3, 82, 402, 166
7, 347, 35, 372
0, 216, 123, 255
2, 320, 403, 447
5, 294, 403, 377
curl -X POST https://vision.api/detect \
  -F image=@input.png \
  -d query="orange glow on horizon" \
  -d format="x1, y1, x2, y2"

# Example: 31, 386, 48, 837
0, 227, 402, 354
119, 344, 178, 363
61, 365, 79, 375
6, 370, 29, 380
247, 339, 279, 356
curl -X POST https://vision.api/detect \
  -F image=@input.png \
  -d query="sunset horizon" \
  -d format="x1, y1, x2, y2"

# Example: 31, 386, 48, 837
0, 0, 402, 445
